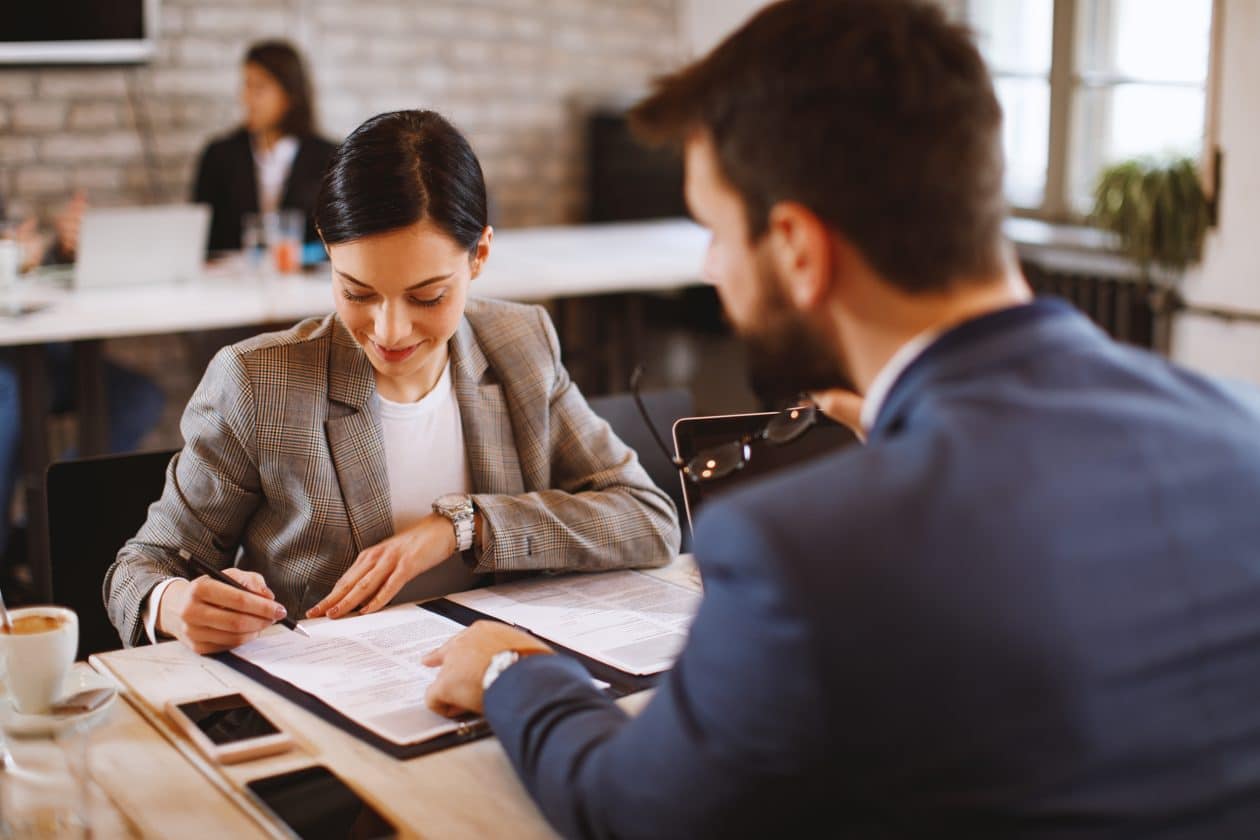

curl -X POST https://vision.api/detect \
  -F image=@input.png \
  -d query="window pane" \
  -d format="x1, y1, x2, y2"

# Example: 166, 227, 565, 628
996, 76, 1051, 209
1069, 83, 1206, 211
1077, 0, 1212, 83
967, 0, 1054, 75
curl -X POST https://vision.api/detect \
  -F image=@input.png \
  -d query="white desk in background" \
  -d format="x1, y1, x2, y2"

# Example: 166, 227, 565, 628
0, 218, 707, 599
1, 219, 708, 346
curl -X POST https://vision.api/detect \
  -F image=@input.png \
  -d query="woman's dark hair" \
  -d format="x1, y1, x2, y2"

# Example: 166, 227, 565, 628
314, 110, 488, 253
244, 40, 317, 138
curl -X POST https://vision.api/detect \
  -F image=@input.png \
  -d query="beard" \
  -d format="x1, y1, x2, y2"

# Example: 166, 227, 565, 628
737, 254, 853, 407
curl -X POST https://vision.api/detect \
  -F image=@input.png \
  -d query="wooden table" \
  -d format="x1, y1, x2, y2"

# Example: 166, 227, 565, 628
77, 559, 701, 838
2, 218, 708, 598
1, 663, 262, 838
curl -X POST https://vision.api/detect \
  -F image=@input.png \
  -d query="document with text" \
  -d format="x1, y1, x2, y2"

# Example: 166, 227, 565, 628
233, 606, 466, 745
446, 569, 702, 676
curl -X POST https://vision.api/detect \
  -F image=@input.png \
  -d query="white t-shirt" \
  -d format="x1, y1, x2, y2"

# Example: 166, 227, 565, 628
378, 361, 478, 603
252, 135, 299, 214
143, 361, 477, 643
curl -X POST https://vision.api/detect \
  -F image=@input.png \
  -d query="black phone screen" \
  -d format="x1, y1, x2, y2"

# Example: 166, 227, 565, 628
246, 765, 398, 840
175, 693, 281, 745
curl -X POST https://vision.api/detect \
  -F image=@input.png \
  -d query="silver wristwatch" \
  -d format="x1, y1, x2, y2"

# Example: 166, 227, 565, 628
433, 493, 475, 552
482, 650, 520, 691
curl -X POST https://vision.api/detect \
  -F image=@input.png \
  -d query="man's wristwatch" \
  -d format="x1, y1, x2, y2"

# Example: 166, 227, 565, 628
482, 650, 520, 691
433, 493, 475, 553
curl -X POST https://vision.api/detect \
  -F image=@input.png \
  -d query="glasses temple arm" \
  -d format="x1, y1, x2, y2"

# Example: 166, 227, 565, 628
629, 366, 687, 470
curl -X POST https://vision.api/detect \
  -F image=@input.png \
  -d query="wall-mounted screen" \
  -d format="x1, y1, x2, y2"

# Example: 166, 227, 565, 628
0, 0, 157, 65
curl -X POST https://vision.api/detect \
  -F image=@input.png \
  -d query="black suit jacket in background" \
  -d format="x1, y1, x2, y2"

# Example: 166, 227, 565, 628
191, 128, 337, 253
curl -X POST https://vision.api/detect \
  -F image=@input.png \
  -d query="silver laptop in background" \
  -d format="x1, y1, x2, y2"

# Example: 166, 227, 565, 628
74, 204, 210, 289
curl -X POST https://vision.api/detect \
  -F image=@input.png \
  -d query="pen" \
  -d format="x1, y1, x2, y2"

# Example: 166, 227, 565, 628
177, 549, 311, 638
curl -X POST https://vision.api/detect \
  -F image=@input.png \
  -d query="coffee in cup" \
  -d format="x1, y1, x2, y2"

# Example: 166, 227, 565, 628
0, 606, 78, 714
1, 614, 68, 636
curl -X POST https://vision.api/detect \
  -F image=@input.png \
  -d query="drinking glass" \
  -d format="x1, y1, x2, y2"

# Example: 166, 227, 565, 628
264, 209, 303, 275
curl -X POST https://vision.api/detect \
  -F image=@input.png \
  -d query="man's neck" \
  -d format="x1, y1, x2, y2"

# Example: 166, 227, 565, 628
840, 266, 1032, 397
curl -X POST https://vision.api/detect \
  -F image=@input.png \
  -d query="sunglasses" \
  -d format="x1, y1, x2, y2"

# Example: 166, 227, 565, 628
629, 366, 820, 484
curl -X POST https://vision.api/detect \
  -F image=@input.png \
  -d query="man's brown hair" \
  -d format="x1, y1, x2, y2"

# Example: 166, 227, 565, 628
630, 0, 1006, 293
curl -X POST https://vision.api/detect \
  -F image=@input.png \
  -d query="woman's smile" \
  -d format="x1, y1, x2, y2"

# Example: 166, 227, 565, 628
370, 340, 423, 364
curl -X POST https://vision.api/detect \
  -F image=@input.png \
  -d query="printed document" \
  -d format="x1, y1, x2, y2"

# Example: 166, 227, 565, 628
233, 606, 465, 745
446, 570, 701, 675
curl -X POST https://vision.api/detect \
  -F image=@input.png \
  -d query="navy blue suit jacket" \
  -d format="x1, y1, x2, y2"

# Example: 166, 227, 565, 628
485, 299, 1260, 838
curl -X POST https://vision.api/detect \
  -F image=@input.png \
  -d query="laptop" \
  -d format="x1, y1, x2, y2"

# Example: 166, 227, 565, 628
671, 410, 858, 535
74, 204, 211, 288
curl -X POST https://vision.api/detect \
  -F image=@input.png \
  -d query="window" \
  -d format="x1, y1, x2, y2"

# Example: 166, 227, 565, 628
965, 0, 1216, 219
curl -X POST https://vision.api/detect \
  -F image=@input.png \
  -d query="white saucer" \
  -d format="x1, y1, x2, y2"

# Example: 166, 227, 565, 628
0, 669, 119, 738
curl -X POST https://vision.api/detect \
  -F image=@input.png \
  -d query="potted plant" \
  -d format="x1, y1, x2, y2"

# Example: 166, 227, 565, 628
1090, 156, 1212, 277
1089, 156, 1213, 352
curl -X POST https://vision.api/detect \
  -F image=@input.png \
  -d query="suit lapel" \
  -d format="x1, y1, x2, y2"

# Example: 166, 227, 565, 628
324, 319, 393, 553
450, 316, 526, 495
870, 298, 1101, 440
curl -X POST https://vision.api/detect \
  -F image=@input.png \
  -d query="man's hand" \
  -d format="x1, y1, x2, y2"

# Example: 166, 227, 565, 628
158, 569, 286, 655
307, 514, 457, 619
810, 388, 865, 438
422, 621, 553, 717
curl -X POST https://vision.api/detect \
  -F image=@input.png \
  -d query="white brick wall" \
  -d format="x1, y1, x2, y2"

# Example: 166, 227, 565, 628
0, 0, 682, 227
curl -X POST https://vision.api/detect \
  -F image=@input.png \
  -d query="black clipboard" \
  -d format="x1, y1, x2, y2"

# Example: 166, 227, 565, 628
214, 602, 662, 761
419, 599, 661, 696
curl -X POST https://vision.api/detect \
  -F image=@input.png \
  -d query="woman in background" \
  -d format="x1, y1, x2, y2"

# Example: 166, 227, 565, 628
192, 40, 336, 254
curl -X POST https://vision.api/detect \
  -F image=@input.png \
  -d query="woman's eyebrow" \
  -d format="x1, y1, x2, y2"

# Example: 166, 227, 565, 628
334, 269, 455, 290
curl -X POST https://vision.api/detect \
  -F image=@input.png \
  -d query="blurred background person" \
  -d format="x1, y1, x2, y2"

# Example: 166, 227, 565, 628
0, 191, 164, 591
192, 40, 336, 255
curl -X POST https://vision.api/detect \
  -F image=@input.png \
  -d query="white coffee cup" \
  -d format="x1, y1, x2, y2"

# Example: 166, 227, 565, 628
0, 606, 79, 714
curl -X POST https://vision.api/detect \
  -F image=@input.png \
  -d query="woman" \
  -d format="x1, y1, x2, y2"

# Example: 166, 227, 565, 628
192, 40, 337, 254
105, 110, 680, 652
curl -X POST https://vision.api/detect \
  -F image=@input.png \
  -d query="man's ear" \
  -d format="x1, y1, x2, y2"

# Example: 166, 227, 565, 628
766, 202, 834, 309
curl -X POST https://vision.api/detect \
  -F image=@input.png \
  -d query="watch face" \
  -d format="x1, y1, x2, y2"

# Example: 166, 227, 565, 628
436, 494, 471, 515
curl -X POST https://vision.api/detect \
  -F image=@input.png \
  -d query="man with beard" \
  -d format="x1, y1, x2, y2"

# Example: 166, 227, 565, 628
423, 1, 1260, 837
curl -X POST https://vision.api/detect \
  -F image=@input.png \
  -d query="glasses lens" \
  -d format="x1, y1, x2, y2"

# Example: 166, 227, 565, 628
685, 441, 748, 483
764, 403, 817, 444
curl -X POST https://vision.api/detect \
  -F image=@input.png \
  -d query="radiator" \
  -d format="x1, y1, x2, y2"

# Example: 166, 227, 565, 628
1018, 252, 1183, 354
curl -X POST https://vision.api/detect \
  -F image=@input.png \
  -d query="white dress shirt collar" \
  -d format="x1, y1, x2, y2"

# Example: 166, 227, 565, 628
252, 135, 300, 214
858, 328, 942, 433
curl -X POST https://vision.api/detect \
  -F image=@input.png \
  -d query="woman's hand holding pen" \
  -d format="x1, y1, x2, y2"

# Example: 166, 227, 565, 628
158, 569, 288, 654
307, 514, 458, 620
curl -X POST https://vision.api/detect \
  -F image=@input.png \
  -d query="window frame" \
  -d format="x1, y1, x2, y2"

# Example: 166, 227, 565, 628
964, 0, 1221, 224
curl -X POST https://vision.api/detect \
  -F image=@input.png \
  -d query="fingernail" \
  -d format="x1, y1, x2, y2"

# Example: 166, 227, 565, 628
329, 606, 339, 617
274, 606, 287, 619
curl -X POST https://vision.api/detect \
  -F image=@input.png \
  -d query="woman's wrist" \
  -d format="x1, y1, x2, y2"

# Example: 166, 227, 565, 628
422, 511, 459, 557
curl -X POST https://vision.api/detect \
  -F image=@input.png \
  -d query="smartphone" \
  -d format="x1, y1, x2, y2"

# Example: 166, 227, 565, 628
166, 693, 294, 764
245, 765, 398, 839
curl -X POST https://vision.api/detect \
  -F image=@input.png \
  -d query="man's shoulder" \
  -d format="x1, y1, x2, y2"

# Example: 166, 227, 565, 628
692, 441, 919, 579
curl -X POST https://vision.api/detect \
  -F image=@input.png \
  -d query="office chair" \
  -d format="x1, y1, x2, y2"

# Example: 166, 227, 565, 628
45, 448, 177, 658
588, 387, 694, 551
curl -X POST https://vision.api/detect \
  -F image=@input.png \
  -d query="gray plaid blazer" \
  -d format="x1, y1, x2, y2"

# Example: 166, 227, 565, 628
104, 298, 680, 647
